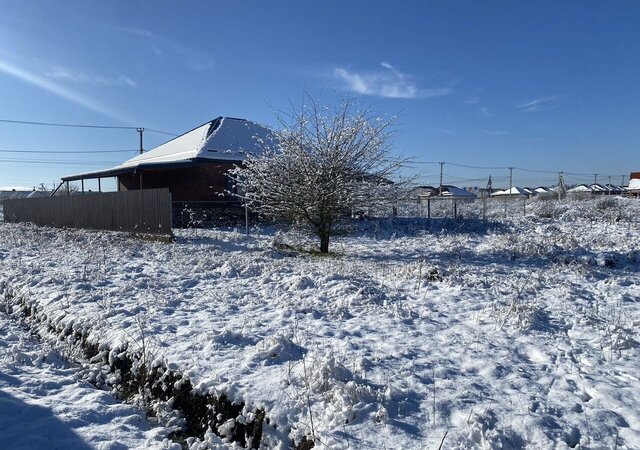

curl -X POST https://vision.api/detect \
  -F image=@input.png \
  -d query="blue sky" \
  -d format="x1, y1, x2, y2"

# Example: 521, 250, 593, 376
0, 0, 638, 190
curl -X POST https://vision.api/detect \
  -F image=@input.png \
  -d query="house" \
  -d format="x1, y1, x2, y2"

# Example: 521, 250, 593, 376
414, 185, 477, 199
626, 175, 640, 196
533, 186, 551, 194
60, 117, 274, 203
604, 184, 624, 195
567, 184, 593, 194
590, 184, 608, 194
0, 188, 50, 201
491, 186, 530, 197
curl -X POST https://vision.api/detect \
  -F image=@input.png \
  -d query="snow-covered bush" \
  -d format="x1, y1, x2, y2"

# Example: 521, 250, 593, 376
233, 95, 406, 253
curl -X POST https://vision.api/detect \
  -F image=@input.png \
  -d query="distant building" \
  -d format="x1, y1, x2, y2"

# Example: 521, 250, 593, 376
414, 185, 477, 199
491, 186, 530, 197
627, 174, 640, 196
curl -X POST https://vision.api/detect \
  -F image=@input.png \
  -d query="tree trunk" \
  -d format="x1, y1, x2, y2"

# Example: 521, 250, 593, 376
319, 232, 330, 253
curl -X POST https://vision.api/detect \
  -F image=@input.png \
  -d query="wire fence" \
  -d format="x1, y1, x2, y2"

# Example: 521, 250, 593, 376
394, 196, 529, 220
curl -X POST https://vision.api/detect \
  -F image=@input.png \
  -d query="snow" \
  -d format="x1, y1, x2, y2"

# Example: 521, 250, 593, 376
492, 186, 529, 196
63, 117, 275, 180
1, 197, 640, 449
628, 178, 640, 190
568, 184, 592, 193
441, 185, 476, 197
0, 311, 173, 449
121, 122, 212, 167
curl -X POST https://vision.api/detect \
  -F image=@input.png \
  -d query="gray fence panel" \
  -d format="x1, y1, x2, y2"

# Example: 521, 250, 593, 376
2, 188, 172, 235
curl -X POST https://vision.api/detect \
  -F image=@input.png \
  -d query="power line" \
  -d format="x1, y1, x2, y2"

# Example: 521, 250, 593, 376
408, 161, 625, 179
0, 148, 138, 154
408, 161, 441, 165
447, 162, 510, 170
0, 118, 136, 130
0, 118, 177, 136
145, 127, 178, 136
0, 158, 118, 166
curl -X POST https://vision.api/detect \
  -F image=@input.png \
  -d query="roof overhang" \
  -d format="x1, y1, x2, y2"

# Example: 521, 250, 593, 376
61, 157, 241, 182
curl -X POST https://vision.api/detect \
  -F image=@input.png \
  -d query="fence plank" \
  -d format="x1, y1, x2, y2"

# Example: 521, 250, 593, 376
2, 188, 172, 235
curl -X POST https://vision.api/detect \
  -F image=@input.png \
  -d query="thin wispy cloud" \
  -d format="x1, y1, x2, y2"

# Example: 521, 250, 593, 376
480, 129, 508, 135
45, 65, 137, 87
465, 96, 481, 104
480, 107, 494, 117
0, 58, 131, 122
333, 62, 451, 99
518, 95, 562, 112
121, 27, 215, 71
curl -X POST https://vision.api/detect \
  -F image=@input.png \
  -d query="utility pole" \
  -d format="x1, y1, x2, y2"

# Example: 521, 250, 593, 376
557, 171, 565, 201
136, 127, 145, 154
594, 173, 598, 185
621, 175, 625, 187
608, 175, 612, 195
438, 162, 445, 196
509, 167, 514, 194
502, 167, 513, 219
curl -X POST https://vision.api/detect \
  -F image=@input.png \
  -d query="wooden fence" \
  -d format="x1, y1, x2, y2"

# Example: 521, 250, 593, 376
2, 188, 172, 235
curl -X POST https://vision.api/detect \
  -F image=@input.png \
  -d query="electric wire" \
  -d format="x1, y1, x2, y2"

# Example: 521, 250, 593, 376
407, 160, 626, 180
0, 158, 118, 166
0, 119, 177, 136
0, 149, 138, 154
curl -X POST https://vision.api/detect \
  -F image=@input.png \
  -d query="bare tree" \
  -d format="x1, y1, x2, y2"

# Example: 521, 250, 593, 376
233, 95, 405, 253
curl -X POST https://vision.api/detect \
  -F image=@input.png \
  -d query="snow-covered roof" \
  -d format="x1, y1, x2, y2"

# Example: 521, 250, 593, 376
534, 186, 550, 193
568, 184, 592, 193
441, 185, 477, 198
62, 117, 274, 181
628, 178, 640, 191
0, 190, 50, 201
492, 186, 529, 197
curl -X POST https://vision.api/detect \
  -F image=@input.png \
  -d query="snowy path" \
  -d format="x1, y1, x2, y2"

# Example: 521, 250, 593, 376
0, 312, 170, 450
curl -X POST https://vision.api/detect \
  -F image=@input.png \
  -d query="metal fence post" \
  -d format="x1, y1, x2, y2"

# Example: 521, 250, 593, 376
483, 197, 487, 222
245, 202, 249, 235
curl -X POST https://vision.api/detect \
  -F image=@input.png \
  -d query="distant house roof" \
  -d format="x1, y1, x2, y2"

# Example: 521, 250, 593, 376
62, 117, 274, 181
0, 190, 50, 201
628, 178, 640, 191
568, 184, 592, 193
492, 186, 529, 197
414, 185, 476, 198
441, 185, 477, 198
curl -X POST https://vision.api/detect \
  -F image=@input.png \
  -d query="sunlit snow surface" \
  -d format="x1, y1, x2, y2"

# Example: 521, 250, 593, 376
1, 198, 639, 449
0, 313, 172, 449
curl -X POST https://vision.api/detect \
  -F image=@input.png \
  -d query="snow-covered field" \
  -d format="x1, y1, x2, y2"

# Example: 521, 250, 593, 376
1, 197, 639, 449
0, 310, 172, 449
